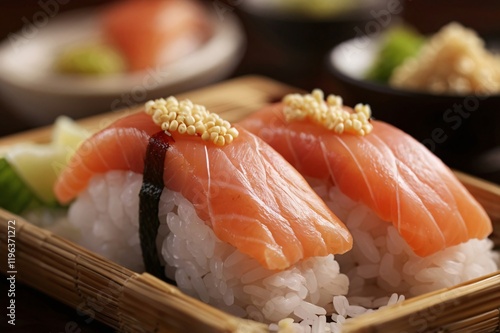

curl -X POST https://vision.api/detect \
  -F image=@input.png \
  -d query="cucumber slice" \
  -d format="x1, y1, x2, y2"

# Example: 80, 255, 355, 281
0, 158, 42, 214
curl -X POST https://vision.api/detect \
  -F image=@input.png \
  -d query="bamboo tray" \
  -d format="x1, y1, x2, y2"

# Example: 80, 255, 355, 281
1, 76, 499, 333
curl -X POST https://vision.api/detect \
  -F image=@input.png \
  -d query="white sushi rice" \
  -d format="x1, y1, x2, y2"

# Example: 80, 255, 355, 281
309, 178, 499, 302
68, 171, 145, 271
68, 171, 349, 327
67, 171, 499, 333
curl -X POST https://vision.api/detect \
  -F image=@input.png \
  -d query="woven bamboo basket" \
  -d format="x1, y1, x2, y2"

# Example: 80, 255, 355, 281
0, 76, 499, 333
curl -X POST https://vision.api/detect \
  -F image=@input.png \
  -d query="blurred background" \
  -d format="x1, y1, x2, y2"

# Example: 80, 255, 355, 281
2, 0, 500, 130
2, 0, 500, 183
0, 1, 499, 331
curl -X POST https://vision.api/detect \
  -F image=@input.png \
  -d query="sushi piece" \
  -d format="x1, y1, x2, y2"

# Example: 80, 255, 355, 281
54, 97, 352, 323
101, 0, 212, 71
240, 90, 498, 306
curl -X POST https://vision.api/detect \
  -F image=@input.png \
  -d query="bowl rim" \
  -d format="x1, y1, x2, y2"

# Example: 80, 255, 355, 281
0, 8, 246, 98
326, 36, 500, 100
238, 0, 389, 23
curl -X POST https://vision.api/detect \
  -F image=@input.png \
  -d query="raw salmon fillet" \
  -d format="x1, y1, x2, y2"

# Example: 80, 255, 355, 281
101, 0, 211, 71
240, 103, 493, 257
55, 112, 352, 270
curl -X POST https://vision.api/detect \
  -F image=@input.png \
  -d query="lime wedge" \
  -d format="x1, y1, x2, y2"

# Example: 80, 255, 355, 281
52, 116, 91, 149
5, 116, 91, 205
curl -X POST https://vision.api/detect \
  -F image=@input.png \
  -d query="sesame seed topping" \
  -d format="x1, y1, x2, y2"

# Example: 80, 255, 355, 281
282, 89, 373, 136
145, 96, 239, 146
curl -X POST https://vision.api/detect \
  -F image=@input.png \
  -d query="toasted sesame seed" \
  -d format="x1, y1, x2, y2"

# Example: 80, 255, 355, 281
345, 119, 353, 129
282, 90, 373, 136
215, 135, 225, 146
195, 122, 205, 134
224, 134, 233, 144
145, 100, 155, 109
353, 119, 362, 131
178, 123, 187, 134
209, 126, 221, 133
187, 125, 196, 135
169, 120, 178, 132
186, 115, 195, 126
145, 96, 239, 145
334, 123, 344, 134
227, 127, 239, 137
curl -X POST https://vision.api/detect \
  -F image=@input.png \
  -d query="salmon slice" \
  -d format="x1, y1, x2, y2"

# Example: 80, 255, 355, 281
240, 103, 493, 257
101, 0, 211, 71
54, 112, 352, 270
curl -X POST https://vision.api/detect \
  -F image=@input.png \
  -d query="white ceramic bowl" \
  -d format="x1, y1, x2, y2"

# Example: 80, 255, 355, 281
0, 9, 246, 126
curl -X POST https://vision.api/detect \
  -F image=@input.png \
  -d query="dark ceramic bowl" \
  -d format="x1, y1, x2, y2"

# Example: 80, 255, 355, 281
238, 2, 386, 54
236, 1, 394, 87
327, 37, 500, 183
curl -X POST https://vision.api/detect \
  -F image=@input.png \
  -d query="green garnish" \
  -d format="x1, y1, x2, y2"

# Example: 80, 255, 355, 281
366, 26, 425, 83
0, 158, 42, 214
2, 116, 90, 214
4, 117, 90, 206
55, 43, 127, 75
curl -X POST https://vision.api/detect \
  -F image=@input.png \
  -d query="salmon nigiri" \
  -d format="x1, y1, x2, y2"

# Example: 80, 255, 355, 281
101, 0, 212, 71
54, 97, 353, 323
55, 100, 352, 270
240, 90, 492, 256
240, 90, 497, 300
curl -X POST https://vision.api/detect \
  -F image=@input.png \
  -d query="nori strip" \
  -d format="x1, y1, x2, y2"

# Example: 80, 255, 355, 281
139, 131, 174, 280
